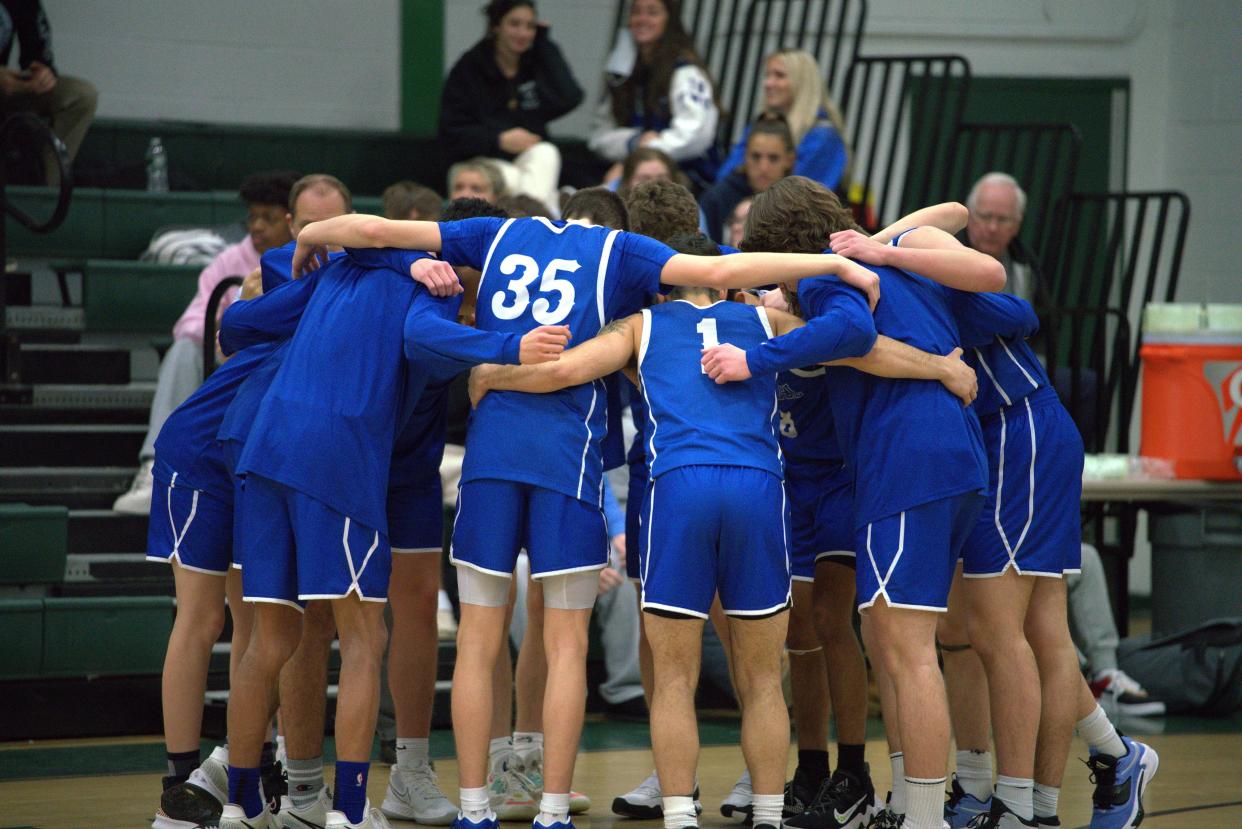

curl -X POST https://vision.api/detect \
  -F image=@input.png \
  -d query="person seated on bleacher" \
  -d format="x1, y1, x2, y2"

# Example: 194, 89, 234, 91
589, 0, 719, 190
439, 0, 583, 215
698, 115, 795, 244
958, 172, 1048, 307
0, 0, 98, 173
448, 157, 507, 205
381, 179, 443, 220
716, 48, 849, 194
113, 171, 354, 515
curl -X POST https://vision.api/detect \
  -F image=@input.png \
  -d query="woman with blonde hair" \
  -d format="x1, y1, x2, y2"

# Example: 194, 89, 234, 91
716, 49, 848, 191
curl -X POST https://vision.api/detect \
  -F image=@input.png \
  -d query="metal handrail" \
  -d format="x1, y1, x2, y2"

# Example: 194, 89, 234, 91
0, 111, 73, 232
203, 275, 245, 380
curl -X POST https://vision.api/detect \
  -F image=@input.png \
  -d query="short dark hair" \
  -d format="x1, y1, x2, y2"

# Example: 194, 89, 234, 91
238, 170, 301, 208
562, 187, 629, 231
289, 173, 353, 214
497, 193, 550, 219
382, 180, 443, 220
485, 0, 535, 28
741, 175, 862, 254
665, 231, 719, 257
624, 179, 699, 242
440, 197, 509, 223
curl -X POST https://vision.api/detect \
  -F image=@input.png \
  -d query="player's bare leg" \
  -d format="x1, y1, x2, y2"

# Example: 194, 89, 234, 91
515, 575, 547, 735
645, 613, 705, 798
539, 604, 592, 796
1024, 578, 1079, 791
788, 580, 831, 804
388, 553, 442, 746
812, 560, 869, 751
727, 610, 792, 828
162, 565, 227, 757
940, 568, 995, 823
455, 602, 510, 789
226, 568, 254, 689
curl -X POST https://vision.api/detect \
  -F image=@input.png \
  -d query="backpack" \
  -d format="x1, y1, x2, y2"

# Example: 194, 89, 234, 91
1117, 617, 1242, 716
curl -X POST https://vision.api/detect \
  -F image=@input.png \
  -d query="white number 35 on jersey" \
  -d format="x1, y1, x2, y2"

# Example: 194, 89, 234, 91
491, 254, 580, 325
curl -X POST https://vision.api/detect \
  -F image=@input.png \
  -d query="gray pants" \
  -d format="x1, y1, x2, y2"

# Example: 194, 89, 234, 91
140, 337, 203, 461
1067, 542, 1120, 674
2, 74, 98, 161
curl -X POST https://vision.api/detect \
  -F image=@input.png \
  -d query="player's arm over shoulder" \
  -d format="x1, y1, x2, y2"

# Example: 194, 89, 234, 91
762, 307, 806, 337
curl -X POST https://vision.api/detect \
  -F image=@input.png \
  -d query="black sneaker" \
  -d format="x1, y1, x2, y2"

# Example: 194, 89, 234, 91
157, 779, 224, 828
261, 760, 287, 815
1033, 816, 1061, 826
963, 798, 1038, 828
784, 765, 826, 817
784, 766, 877, 829
868, 807, 903, 829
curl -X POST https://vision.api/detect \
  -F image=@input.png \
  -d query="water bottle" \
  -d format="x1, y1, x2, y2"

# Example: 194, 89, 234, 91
146, 137, 169, 192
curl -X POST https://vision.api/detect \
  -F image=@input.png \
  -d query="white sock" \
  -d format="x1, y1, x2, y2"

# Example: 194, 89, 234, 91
901, 776, 945, 829
513, 731, 543, 763
1033, 783, 1060, 819
396, 736, 430, 771
1076, 704, 1126, 758
954, 750, 993, 800
535, 792, 569, 826
661, 795, 698, 829
275, 734, 286, 760
995, 775, 1034, 820
489, 736, 513, 769
888, 753, 906, 814
460, 785, 493, 822
751, 793, 783, 827
438, 588, 453, 611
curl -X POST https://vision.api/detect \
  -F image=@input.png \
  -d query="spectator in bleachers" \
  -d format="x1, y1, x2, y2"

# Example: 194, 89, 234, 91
614, 146, 690, 198
717, 48, 849, 193
381, 180, 443, 220
589, 0, 719, 189
699, 115, 795, 243
113, 172, 351, 515
0, 0, 98, 168
448, 157, 506, 204
960, 171, 1047, 306
725, 195, 753, 248
439, 0, 583, 213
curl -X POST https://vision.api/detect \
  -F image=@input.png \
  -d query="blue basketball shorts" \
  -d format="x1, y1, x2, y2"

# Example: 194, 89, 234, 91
785, 460, 856, 582
625, 461, 648, 582
238, 474, 391, 609
641, 465, 791, 619
388, 471, 445, 555
856, 491, 984, 612
963, 387, 1085, 578
451, 479, 609, 579
146, 469, 234, 575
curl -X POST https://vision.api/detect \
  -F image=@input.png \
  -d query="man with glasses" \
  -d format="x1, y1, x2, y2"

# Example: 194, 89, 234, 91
960, 172, 1039, 306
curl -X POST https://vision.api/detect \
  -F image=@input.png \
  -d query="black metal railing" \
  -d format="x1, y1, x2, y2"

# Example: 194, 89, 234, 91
0, 112, 73, 387
203, 275, 245, 380
837, 53, 970, 230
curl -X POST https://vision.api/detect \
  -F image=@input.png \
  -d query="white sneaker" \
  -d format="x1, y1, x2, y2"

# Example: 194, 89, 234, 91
516, 746, 591, 813
488, 753, 539, 820
1094, 668, 1167, 717
279, 787, 334, 828
220, 803, 276, 829
113, 458, 155, 514
324, 803, 392, 828
381, 763, 457, 824
192, 745, 230, 803
720, 769, 752, 822
611, 770, 662, 819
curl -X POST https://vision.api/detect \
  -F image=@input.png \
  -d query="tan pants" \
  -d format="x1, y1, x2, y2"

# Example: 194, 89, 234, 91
3, 74, 99, 161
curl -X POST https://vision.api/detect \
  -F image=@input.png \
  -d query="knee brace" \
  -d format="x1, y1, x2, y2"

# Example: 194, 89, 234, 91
456, 567, 511, 608
537, 569, 599, 610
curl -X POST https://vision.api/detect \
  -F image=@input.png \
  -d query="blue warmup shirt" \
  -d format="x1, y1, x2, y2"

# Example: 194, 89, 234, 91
777, 366, 843, 467
639, 300, 782, 480
746, 263, 987, 527
221, 254, 522, 532
438, 216, 675, 505
949, 292, 1048, 417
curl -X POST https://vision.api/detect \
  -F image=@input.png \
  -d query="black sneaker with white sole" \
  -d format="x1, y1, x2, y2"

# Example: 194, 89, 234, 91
783, 766, 877, 829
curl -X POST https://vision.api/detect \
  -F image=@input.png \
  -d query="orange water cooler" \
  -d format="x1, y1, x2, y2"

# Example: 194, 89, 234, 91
1140, 304, 1242, 480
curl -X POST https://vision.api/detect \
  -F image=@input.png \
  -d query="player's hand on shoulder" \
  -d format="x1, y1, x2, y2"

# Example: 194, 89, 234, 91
519, 324, 571, 364
701, 343, 752, 384
291, 240, 329, 279
940, 347, 978, 407
468, 364, 496, 408
410, 258, 463, 297
829, 228, 892, 267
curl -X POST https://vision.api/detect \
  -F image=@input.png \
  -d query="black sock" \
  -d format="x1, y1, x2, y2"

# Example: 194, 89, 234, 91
797, 749, 830, 782
835, 743, 866, 777
167, 748, 200, 780
260, 741, 276, 772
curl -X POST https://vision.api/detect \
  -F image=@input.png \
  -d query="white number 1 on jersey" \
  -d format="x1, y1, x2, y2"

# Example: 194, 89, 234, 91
696, 318, 719, 374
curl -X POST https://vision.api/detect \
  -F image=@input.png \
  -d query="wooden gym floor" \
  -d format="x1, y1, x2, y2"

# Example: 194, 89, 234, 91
2, 714, 1240, 829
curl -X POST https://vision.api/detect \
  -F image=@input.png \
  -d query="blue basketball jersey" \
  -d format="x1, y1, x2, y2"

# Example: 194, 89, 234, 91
777, 366, 843, 467
948, 291, 1049, 417
439, 216, 676, 504
639, 299, 782, 479
217, 341, 289, 474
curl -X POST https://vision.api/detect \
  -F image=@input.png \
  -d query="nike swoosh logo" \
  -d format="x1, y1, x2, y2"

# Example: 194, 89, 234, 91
834, 796, 866, 823
288, 813, 323, 829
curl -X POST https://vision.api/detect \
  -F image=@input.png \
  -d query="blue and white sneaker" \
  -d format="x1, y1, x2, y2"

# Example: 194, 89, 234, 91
530, 820, 574, 829
945, 777, 992, 829
452, 815, 499, 829
1086, 736, 1159, 828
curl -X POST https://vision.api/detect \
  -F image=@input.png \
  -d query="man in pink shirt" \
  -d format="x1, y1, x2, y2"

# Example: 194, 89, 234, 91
113, 170, 299, 514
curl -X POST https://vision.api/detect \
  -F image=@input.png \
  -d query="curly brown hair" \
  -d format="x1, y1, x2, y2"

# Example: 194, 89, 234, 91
624, 178, 699, 242
740, 175, 862, 254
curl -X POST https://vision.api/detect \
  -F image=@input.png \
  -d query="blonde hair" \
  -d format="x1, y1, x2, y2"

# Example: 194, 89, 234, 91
765, 50, 846, 150
447, 158, 507, 200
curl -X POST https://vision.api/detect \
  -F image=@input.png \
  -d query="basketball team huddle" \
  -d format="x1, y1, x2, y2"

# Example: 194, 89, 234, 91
147, 175, 1157, 829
